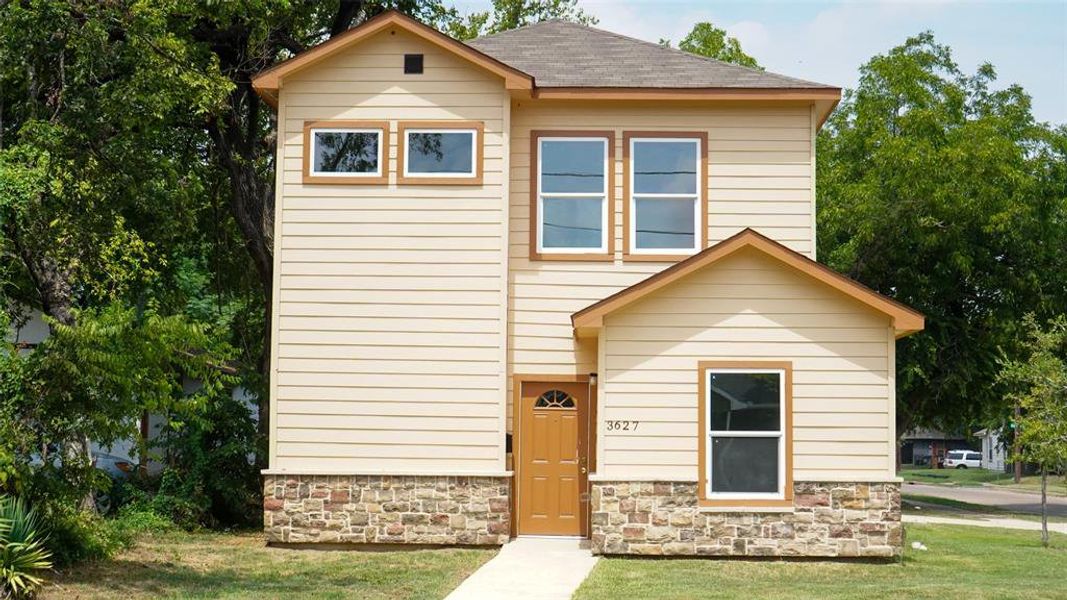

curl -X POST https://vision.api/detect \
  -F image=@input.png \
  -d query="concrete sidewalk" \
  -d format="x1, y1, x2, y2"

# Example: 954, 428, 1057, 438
904, 513, 1067, 534
446, 537, 599, 600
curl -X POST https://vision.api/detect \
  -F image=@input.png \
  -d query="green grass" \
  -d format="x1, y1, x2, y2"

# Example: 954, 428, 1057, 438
902, 494, 1067, 524
900, 466, 1010, 486
901, 467, 1067, 496
42, 530, 494, 599
574, 525, 1067, 600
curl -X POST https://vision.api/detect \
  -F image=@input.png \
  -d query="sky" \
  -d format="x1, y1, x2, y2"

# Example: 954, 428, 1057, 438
455, 0, 1067, 124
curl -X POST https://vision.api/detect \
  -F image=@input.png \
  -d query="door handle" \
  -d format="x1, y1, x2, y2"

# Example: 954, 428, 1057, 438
580, 466, 587, 473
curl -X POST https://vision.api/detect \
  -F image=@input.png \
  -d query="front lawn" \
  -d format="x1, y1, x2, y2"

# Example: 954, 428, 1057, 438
901, 467, 1067, 496
574, 525, 1067, 600
43, 530, 494, 599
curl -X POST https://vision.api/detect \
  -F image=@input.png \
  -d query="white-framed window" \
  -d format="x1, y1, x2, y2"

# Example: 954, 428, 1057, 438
628, 137, 701, 254
403, 128, 478, 178
705, 368, 786, 500
536, 137, 610, 254
309, 128, 383, 177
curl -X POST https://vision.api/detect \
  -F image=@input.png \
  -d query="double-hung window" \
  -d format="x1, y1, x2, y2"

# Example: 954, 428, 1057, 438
303, 121, 388, 184
398, 121, 483, 184
701, 363, 791, 504
626, 134, 704, 256
534, 134, 612, 257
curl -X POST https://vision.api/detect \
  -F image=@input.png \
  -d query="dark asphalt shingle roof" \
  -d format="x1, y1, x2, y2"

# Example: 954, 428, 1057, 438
467, 20, 835, 89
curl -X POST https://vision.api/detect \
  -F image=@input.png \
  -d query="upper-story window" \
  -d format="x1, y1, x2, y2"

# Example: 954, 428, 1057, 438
398, 121, 483, 185
625, 133, 706, 258
303, 121, 389, 185
532, 131, 614, 260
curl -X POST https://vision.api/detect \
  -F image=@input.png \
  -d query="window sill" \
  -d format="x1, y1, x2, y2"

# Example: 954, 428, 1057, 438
302, 174, 388, 185
622, 252, 697, 262
396, 175, 482, 186
699, 505, 795, 514
530, 252, 615, 262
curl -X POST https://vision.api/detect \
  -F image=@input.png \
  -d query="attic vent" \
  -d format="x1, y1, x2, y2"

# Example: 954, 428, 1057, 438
404, 53, 424, 74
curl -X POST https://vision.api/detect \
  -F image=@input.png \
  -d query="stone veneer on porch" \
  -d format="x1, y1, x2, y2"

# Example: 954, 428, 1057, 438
590, 481, 902, 558
263, 475, 510, 545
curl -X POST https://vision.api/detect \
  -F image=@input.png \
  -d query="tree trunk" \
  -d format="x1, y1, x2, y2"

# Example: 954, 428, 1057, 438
1040, 467, 1048, 548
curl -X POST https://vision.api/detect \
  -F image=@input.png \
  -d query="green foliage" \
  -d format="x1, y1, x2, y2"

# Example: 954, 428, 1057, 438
998, 315, 1067, 470
0, 496, 53, 598
664, 22, 762, 68
445, 0, 597, 39
817, 32, 1067, 434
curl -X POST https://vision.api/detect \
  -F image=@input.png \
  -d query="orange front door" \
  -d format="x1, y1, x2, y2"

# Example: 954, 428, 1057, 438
518, 381, 589, 536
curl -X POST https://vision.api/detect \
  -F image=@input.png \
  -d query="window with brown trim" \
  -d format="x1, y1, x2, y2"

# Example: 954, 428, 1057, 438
698, 361, 793, 507
529, 130, 615, 261
302, 120, 389, 185
623, 131, 708, 261
397, 121, 484, 185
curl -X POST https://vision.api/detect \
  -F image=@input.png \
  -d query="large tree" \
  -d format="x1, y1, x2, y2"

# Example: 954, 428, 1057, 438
817, 33, 1067, 439
0, 0, 597, 446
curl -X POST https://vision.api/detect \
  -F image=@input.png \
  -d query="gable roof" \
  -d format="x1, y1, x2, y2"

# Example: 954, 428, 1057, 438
467, 19, 834, 91
251, 11, 840, 121
571, 229, 925, 338
251, 11, 534, 105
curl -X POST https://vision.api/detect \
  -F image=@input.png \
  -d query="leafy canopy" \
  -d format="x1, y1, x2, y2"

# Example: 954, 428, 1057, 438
817, 32, 1067, 435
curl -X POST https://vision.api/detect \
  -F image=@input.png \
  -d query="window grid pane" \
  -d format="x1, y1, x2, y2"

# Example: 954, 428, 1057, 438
633, 196, 697, 250
541, 196, 605, 249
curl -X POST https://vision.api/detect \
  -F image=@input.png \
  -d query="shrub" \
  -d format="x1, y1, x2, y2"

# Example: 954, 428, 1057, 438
0, 496, 53, 599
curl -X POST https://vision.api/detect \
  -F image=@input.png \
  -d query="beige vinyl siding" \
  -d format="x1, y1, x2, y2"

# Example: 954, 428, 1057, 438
598, 248, 895, 482
270, 28, 509, 474
508, 100, 816, 428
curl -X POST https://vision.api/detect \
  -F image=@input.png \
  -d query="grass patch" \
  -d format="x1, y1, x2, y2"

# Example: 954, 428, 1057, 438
42, 530, 494, 599
574, 524, 1067, 600
902, 494, 1067, 524
900, 466, 1009, 487
901, 467, 1067, 496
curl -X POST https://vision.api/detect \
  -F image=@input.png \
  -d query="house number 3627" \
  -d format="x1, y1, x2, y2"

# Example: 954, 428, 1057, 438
606, 420, 640, 431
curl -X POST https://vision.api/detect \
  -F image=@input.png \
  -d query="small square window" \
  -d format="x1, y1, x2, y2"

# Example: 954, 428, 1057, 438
311, 129, 381, 176
303, 121, 388, 184
400, 125, 481, 182
404, 53, 424, 74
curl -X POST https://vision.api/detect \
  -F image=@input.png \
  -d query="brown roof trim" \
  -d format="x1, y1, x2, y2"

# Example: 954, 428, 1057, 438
532, 87, 841, 101
571, 228, 925, 337
251, 10, 534, 97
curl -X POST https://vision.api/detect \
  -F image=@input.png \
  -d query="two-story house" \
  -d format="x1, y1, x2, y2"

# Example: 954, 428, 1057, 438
254, 11, 923, 558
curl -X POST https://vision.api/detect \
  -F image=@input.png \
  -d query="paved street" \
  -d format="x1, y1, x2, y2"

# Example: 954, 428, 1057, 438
904, 483, 1067, 517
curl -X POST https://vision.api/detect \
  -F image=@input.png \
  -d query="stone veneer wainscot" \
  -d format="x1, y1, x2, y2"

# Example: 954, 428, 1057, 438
590, 481, 902, 558
264, 475, 510, 545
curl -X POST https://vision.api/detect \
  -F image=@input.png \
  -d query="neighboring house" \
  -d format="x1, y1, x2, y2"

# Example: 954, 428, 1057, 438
974, 428, 1009, 472
900, 428, 972, 467
254, 11, 924, 558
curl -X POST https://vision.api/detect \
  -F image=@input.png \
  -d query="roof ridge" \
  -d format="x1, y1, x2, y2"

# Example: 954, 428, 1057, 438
472, 18, 834, 89
559, 20, 830, 88
471, 18, 565, 42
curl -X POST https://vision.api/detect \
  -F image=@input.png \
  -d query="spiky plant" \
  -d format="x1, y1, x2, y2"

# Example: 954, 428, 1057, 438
0, 496, 53, 599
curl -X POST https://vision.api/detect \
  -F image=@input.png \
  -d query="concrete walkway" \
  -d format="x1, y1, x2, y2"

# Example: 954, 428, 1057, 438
446, 537, 599, 600
904, 514, 1067, 534
904, 482, 1067, 516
